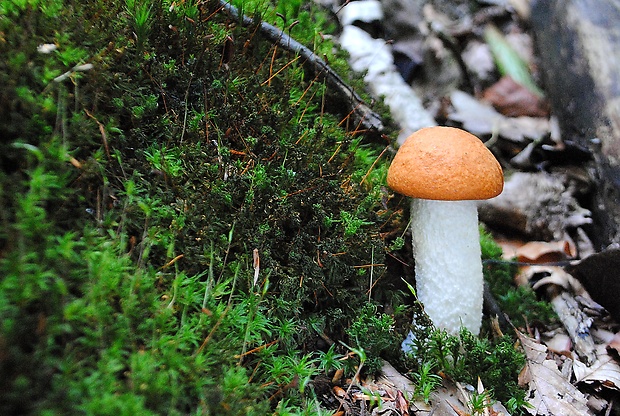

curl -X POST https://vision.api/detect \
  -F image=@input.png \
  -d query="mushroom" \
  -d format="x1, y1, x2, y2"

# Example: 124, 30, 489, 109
387, 126, 504, 338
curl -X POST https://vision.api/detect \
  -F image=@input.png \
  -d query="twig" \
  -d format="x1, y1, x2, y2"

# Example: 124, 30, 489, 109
217, 0, 384, 136
547, 287, 597, 365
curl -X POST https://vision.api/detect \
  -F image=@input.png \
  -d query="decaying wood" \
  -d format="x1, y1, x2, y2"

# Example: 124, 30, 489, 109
568, 248, 620, 323
217, 0, 384, 136
531, 0, 620, 248
478, 172, 592, 244
549, 290, 597, 365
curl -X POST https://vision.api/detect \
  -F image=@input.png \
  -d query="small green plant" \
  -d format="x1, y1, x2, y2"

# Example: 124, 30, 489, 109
144, 144, 183, 177
505, 394, 534, 415
324, 210, 373, 238
317, 344, 343, 375
340, 210, 373, 237
411, 360, 442, 404
125, 0, 153, 51
346, 304, 400, 373
389, 236, 405, 251
276, 0, 302, 24
468, 387, 496, 416
404, 326, 527, 413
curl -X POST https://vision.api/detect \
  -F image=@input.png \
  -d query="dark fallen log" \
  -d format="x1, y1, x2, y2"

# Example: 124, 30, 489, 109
531, 0, 620, 249
217, 0, 384, 136
568, 248, 620, 323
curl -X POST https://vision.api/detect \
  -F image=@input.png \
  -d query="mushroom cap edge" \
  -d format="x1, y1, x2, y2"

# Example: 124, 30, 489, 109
386, 126, 504, 201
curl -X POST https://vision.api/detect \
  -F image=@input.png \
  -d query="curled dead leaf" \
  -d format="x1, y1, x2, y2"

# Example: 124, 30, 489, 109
573, 345, 620, 391
524, 266, 586, 296
517, 332, 593, 415
395, 389, 409, 415
333, 385, 347, 398
515, 240, 576, 263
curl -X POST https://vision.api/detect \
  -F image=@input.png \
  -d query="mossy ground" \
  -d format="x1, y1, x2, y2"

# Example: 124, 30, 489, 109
1, 1, 403, 413
1, 1, 552, 414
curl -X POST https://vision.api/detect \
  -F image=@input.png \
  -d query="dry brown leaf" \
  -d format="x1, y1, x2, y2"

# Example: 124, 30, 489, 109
332, 368, 344, 383
515, 240, 576, 263
376, 360, 432, 414
377, 359, 416, 393
395, 390, 409, 416
449, 90, 550, 142
496, 239, 575, 264
495, 238, 528, 261
483, 75, 549, 117
517, 332, 593, 415
426, 379, 475, 415
333, 385, 347, 398
573, 345, 620, 391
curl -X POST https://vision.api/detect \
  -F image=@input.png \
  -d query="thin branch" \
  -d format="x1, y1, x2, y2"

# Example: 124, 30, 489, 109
217, 0, 384, 136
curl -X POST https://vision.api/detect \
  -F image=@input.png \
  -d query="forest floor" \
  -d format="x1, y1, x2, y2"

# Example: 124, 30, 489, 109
1, 1, 618, 415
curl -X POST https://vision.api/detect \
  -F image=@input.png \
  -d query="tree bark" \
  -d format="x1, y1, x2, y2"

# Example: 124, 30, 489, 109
531, 0, 620, 248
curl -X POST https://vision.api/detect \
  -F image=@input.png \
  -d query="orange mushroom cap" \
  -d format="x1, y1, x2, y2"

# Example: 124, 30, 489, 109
387, 126, 504, 201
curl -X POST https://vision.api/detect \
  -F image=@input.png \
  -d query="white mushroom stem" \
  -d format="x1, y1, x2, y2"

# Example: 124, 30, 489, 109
409, 198, 484, 336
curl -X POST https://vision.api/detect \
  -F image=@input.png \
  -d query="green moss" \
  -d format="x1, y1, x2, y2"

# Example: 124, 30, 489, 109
0, 0, 399, 413
346, 304, 401, 373
404, 325, 527, 413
